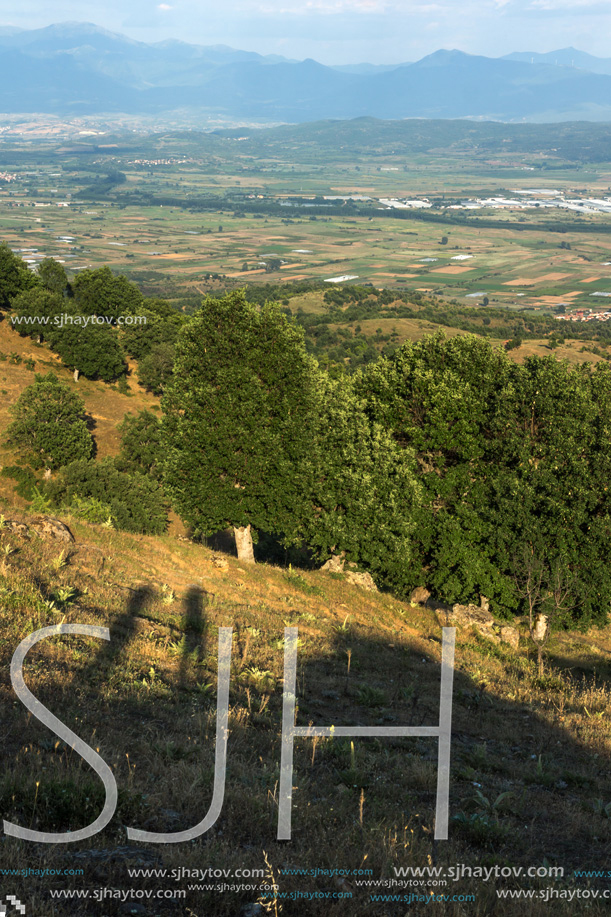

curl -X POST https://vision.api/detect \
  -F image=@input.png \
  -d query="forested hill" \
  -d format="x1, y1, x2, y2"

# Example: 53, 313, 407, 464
2, 244, 611, 633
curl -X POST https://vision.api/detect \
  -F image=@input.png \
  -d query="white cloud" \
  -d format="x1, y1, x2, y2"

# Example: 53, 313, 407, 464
530, 0, 611, 9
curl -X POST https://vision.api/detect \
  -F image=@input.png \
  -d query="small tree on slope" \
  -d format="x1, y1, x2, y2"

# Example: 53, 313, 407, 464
5, 373, 93, 470
161, 291, 321, 562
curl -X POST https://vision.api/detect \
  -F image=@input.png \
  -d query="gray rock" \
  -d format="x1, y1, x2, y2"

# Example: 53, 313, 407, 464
410, 586, 431, 605
321, 553, 346, 573
344, 570, 378, 591
3, 520, 31, 539
441, 603, 496, 634
499, 625, 519, 650
30, 515, 75, 544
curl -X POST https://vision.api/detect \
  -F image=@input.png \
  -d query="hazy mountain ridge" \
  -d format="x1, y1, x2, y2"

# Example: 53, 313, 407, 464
2, 23, 611, 122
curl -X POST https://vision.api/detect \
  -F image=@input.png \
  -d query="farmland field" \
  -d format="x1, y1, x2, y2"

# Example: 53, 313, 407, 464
1, 119, 611, 319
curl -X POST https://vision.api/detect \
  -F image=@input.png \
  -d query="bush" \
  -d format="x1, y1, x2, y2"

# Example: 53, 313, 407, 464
62, 494, 114, 525
0, 465, 38, 500
45, 458, 168, 535
117, 410, 164, 479
5, 373, 94, 470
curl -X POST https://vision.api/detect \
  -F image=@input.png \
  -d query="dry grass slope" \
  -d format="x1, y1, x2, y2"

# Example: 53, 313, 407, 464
0, 503, 611, 915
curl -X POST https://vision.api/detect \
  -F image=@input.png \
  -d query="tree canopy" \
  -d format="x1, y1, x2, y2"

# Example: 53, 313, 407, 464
10, 288, 69, 341
117, 410, 164, 480
72, 266, 144, 319
49, 324, 127, 382
304, 374, 421, 594
137, 342, 176, 395
38, 258, 69, 296
162, 290, 321, 559
0, 242, 39, 310
358, 332, 611, 627
5, 373, 93, 470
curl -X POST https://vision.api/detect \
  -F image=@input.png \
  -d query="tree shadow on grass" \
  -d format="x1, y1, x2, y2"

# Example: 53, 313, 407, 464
177, 584, 209, 689
5, 586, 611, 915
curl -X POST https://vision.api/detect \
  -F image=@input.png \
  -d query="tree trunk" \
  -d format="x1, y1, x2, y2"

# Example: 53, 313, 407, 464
234, 525, 255, 564
73, 368, 80, 382
538, 646, 544, 679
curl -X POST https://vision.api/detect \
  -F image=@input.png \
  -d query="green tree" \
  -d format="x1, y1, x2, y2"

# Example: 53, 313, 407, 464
137, 342, 175, 395
49, 324, 127, 382
46, 458, 168, 535
121, 307, 181, 361
0, 242, 39, 310
491, 356, 611, 634
72, 266, 144, 320
304, 375, 421, 594
162, 290, 321, 562
5, 373, 93, 470
117, 410, 164, 479
38, 258, 69, 295
357, 332, 520, 607
10, 288, 68, 342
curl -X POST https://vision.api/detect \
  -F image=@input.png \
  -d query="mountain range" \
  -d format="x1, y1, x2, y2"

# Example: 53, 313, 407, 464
2, 23, 611, 123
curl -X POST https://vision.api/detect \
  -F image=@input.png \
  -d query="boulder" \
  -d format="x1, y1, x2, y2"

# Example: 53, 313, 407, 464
321, 553, 346, 573
3, 520, 31, 539
29, 516, 75, 544
499, 625, 520, 650
410, 586, 431, 605
438, 602, 496, 638
344, 570, 378, 592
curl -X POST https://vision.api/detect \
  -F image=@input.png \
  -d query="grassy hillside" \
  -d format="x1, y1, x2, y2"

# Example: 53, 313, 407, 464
1, 485, 611, 913
2, 301, 611, 914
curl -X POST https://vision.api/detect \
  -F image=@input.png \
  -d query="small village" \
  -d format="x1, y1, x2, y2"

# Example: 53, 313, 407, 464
555, 307, 611, 322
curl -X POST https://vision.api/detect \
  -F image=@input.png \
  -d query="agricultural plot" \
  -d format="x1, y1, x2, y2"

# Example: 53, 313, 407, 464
1, 126, 611, 316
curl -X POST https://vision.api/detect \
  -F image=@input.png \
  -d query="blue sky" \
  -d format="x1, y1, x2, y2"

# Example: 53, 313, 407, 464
0, 0, 609, 64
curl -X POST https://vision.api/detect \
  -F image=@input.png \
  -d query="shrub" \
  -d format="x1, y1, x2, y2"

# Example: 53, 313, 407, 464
45, 458, 168, 535
5, 373, 94, 470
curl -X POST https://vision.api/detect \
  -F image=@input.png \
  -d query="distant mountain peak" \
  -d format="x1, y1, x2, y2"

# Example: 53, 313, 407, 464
413, 49, 478, 67
0, 24, 610, 123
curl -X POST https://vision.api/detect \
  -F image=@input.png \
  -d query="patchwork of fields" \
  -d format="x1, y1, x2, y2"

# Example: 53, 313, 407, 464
1, 124, 611, 315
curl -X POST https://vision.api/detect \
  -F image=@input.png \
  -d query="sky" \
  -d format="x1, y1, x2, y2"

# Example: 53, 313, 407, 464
0, 0, 610, 64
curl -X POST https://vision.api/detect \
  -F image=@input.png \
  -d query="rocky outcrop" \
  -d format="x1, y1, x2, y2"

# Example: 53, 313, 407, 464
30, 516, 75, 544
1, 515, 75, 544
344, 570, 378, 592
439, 599, 496, 637
499, 625, 520, 650
433, 595, 519, 649
320, 554, 378, 591
321, 553, 346, 573
3, 520, 31, 539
